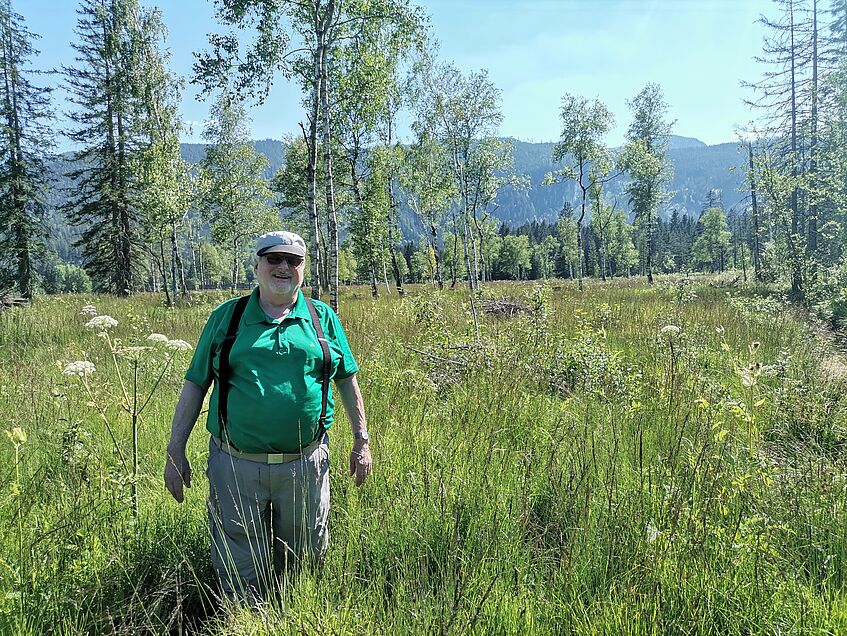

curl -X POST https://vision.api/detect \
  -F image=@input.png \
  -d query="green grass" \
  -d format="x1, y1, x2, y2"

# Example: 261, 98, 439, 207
1, 277, 847, 634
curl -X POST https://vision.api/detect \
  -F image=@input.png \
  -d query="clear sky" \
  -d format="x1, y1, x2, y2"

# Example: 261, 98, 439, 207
21, 0, 772, 149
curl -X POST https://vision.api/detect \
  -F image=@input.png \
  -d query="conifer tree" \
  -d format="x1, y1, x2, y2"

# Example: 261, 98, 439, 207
0, 0, 52, 298
63, 0, 147, 295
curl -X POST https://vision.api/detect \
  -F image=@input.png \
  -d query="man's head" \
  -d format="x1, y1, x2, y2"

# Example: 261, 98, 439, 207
253, 231, 307, 298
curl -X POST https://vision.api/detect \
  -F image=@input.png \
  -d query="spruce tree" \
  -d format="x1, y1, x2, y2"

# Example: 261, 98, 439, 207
63, 0, 146, 295
0, 1, 53, 298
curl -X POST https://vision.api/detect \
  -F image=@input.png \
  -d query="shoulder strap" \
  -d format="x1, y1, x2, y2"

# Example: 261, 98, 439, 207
305, 297, 332, 432
217, 295, 250, 449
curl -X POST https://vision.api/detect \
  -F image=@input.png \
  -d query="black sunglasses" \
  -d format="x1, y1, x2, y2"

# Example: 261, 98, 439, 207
264, 253, 304, 267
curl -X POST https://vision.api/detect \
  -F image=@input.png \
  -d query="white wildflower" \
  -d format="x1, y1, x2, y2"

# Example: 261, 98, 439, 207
737, 369, 757, 388
85, 315, 118, 330
660, 324, 680, 336
147, 333, 169, 343
646, 520, 659, 544
63, 361, 96, 377
715, 325, 725, 335
116, 346, 151, 360
5, 427, 27, 445
166, 339, 192, 351
80, 305, 97, 316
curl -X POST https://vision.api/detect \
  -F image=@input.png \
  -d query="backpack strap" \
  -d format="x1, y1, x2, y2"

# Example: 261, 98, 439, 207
305, 297, 331, 433
217, 294, 250, 450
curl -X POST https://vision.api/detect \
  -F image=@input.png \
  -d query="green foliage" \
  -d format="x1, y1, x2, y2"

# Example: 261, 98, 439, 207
496, 234, 531, 280
620, 83, 675, 283
40, 259, 92, 294
0, 3, 52, 299
1, 282, 847, 632
691, 207, 732, 272
198, 91, 277, 291
62, 0, 156, 296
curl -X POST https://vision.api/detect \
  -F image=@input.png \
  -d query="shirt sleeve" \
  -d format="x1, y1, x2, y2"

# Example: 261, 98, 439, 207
184, 305, 228, 389
324, 307, 359, 380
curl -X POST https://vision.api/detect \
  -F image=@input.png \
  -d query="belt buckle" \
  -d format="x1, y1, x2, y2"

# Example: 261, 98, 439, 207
267, 453, 285, 465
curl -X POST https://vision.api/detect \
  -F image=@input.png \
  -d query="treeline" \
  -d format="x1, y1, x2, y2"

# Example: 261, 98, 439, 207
1, 0, 845, 319
393, 198, 751, 285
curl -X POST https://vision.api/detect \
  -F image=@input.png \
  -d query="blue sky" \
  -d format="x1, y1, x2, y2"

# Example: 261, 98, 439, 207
22, 0, 771, 148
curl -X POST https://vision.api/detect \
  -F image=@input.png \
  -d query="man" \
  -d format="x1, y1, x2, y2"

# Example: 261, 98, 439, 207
164, 230, 371, 602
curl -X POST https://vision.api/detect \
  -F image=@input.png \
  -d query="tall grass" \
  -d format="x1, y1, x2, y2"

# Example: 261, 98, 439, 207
1, 278, 846, 634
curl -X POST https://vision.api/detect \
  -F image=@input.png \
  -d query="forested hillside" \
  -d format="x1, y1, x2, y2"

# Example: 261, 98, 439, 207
493, 137, 746, 229
45, 134, 747, 259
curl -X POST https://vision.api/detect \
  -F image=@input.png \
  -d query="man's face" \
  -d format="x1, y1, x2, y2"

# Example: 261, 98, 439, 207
255, 252, 305, 297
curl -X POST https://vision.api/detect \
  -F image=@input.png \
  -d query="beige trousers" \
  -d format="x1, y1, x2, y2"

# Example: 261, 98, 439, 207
206, 434, 330, 602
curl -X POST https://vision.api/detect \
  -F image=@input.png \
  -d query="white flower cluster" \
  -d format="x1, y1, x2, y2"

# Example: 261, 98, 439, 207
659, 324, 680, 336
165, 339, 192, 351
85, 315, 118, 330
646, 520, 660, 544
5, 427, 26, 445
147, 333, 169, 343
63, 360, 96, 377
80, 305, 97, 316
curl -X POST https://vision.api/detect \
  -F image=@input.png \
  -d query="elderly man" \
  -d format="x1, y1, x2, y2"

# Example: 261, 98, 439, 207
164, 230, 371, 602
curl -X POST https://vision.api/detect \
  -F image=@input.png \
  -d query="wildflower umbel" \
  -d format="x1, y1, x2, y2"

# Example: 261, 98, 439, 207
660, 324, 681, 336
85, 315, 118, 330
646, 520, 659, 544
147, 333, 169, 343
166, 339, 192, 351
80, 305, 97, 316
63, 361, 96, 377
5, 427, 27, 445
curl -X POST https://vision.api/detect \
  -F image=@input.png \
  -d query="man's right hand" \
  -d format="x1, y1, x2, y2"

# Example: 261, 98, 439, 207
164, 447, 192, 503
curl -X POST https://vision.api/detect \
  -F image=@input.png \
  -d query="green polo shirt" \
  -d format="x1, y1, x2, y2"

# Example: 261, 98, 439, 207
185, 288, 359, 453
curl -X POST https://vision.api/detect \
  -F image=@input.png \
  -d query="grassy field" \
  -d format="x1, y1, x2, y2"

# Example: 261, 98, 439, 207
2, 277, 847, 634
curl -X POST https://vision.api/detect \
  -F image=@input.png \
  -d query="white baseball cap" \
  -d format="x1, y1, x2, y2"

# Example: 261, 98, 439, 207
254, 231, 307, 257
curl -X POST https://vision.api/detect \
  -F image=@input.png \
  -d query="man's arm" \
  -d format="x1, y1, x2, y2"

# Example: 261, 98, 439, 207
335, 374, 371, 487
164, 379, 208, 502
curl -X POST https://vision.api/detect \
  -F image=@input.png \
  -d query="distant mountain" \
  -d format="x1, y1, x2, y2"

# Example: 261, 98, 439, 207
47, 134, 749, 259
184, 135, 748, 230
493, 135, 747, 230
667, 135, 707, 150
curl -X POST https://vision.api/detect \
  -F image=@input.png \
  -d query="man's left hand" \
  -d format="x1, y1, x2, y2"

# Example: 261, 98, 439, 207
349, 443, 372, 487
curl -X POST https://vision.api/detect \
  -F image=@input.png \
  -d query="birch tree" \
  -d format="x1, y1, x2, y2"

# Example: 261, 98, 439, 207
199, 92, 277, 292
546, 94, 614, 290
620, 83, 674, 285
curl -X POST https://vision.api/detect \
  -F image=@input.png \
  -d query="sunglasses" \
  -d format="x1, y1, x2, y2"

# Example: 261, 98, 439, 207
263, 253, 304, 267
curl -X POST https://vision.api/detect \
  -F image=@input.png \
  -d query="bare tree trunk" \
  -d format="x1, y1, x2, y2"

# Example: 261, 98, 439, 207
381, 260, 389, 292
386, 118, 405, 296
369, 261, 378, 298
320, 34, 339, 311
302, 80, 322, 300
789, 1, 802, 298
748, 142, 763, 282
807, 0, 819, 281
160, 240, 171, 306
170, 226, 178, 304
231, 234, 238, 294
461, 212, 476, 292
599, 237, 607, 282
430, 222, 444, 290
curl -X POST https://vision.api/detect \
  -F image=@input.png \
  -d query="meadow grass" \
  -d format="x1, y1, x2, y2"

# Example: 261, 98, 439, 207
1, 277, 847, 634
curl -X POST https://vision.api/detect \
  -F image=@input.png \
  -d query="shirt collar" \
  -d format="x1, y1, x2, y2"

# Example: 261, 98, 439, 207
243, 287, 311, 325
